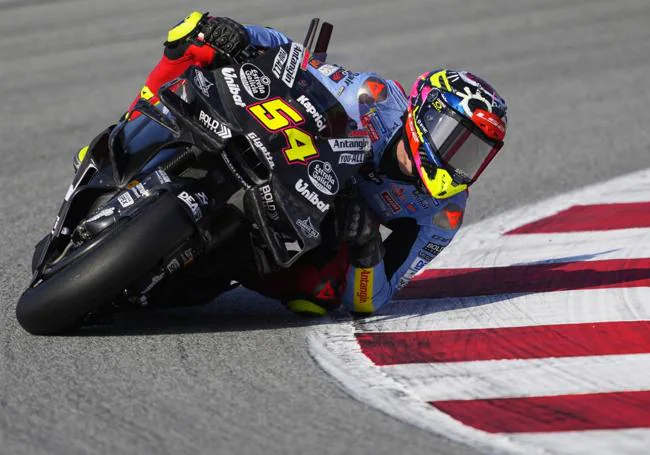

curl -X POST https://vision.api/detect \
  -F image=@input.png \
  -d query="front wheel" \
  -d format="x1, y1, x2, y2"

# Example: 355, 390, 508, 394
16, 193, 196, 335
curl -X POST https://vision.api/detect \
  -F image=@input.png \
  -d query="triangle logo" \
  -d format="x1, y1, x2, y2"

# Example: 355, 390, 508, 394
367, 81, 385, 100
445, 210, 463, 230
315, 280, 337, 301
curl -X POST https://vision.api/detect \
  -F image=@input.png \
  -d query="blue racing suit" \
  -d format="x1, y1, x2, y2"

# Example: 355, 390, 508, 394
245, 25, 468, 313
121, 19, 467, 314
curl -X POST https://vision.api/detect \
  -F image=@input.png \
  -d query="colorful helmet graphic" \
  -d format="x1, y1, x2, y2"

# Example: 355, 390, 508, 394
404, 69, 508, 199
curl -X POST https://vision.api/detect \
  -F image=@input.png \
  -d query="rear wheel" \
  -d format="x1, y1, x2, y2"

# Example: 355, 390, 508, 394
16, 193, 196, 335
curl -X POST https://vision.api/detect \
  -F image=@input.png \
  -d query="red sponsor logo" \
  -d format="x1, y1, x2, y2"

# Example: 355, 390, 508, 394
361, 115, 379, 142
381, 191, 401, 213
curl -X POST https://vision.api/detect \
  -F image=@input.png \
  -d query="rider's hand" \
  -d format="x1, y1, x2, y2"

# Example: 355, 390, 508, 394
200, 17, 252, 63
337, 188, 385, 268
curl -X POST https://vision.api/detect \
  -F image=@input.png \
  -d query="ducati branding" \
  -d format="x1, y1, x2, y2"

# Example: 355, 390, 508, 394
295, 179, 330, 213
247, 132, 274, 169
240, 63, 270, 100
194, 69, 214, 98
258, 184, 279, 221
307, 160, 339, 196
296, 95, 326, 132
199, 110, 232, 139
282, 42, 303, 87
296, 216, 319, 239
221, 67, 246, 107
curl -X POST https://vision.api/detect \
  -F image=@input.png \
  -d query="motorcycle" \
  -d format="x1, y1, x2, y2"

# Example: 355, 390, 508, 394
16, 20, 370, 335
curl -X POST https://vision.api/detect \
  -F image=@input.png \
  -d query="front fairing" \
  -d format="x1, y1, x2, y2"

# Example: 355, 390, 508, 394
158, 43, 370, 266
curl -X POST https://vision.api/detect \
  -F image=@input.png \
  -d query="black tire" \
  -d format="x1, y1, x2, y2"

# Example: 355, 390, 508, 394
16, 193, 196, 335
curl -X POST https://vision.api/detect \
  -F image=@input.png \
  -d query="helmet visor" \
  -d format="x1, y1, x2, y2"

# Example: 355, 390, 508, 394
421, 106, 502, 183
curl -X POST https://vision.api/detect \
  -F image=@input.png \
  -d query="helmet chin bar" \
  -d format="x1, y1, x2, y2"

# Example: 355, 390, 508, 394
421, 166, 468, 199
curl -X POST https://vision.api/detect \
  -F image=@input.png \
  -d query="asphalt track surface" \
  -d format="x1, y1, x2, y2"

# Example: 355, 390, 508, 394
1, 1, 649, 454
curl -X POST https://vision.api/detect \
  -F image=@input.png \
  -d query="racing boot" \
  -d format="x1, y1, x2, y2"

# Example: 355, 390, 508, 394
285, 278, 340, 317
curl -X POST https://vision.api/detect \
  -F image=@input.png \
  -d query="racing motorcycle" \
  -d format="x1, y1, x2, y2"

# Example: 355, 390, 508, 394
16, 20, 370, 335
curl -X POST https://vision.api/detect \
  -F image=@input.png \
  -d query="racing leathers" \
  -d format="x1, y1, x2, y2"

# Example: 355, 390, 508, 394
130, 15, 467, 314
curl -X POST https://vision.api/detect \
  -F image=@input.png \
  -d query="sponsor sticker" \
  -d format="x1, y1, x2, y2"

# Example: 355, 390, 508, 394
381, 191, 401, 213
177, 191, 202, 221
318, 64, 339, 77
330, 69, 347, 82
282, 42, 303, 87
166, 258, 181, 274
307, 160, 339, 196
239, 63, 271, 100
272, 47, 288, 78
354, 268, 374, 312
247, 132, 274, 169
194, 69, 214, 98
199, 110, 232, 139
296, 216, 320, 239
338, 153, 365, 165
360, 114, 380, 142
259, 184, 279, 221
295, 178, 330, 213
155, 169, 171, 184
328, 137, 371, 152
221, 67, 246, 107
118, 192, 134, 208
397, 256, 429, 290
296, 95, 326, 132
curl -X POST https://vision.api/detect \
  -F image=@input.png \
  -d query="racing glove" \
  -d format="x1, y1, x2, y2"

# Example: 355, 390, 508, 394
337, 188, 385, 268
201, 16, 255, 63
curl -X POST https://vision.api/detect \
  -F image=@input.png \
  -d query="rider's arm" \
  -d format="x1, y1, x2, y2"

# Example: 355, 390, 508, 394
245, 24, 292, 48
129, 14, 291, 111
341, 192, 468, 313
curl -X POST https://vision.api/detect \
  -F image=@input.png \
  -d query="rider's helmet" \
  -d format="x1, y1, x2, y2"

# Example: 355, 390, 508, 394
403, 69, 507, 199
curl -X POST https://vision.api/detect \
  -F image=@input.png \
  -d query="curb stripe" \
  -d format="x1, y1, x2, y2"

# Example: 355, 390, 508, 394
399, 258, 650, 299
431, 390, 650, 433
505, 202, 650, 234
356, 321, 650, 365
384, 354, 650, 401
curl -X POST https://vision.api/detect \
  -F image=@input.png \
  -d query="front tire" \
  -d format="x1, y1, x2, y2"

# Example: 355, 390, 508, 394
16, 193, 195, 335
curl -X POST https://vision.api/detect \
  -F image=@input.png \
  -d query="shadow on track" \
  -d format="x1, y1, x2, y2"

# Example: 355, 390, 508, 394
73, 287, 328, 337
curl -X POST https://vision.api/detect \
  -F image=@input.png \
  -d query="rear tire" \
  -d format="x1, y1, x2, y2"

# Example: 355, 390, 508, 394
16, 193, 196, 335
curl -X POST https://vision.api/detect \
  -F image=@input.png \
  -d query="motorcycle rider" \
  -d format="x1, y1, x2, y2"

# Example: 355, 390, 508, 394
76, 12, 508, 316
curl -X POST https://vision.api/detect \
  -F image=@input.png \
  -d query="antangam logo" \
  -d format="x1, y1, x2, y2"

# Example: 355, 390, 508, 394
356, 269, 372, 304
328, 137, 371, 152
282, 43, 303, 87
199, 110, 232, 139
247, 132, 274, 169
295, 179, 330, 213
307, 160, 339, 196
221, 67, 246, 107
194, 69, 213, 98
296, 95, 326, 132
